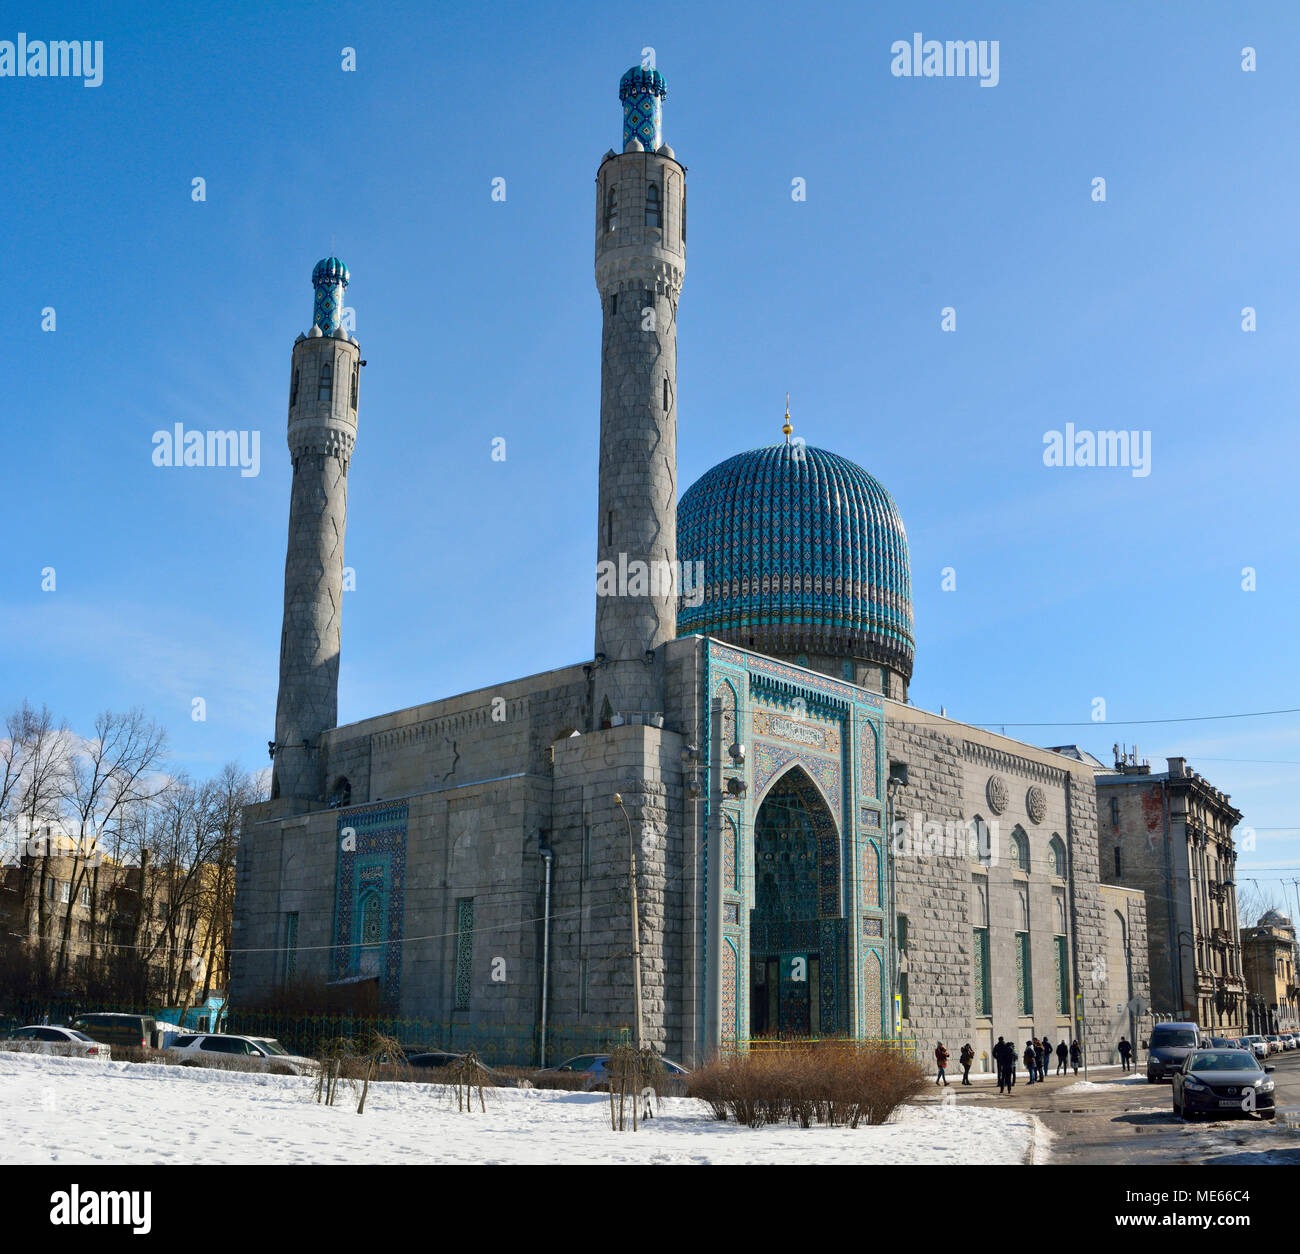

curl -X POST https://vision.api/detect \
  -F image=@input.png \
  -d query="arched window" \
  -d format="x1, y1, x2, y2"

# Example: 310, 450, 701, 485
318, 360, 333, 403
1011, 826, 1030, 872
970, 815, 992, 865
350, 364, 359, 411
290, 369, 299, 406
1049, 834, 1067, 878
645, 182, 661, 228
604, 185, 618, 232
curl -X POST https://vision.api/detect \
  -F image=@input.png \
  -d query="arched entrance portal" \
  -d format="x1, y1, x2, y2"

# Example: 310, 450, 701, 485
749, 768, 847, 1039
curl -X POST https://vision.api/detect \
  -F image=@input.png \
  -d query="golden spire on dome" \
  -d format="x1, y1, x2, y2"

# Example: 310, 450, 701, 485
782, 393, 793, 444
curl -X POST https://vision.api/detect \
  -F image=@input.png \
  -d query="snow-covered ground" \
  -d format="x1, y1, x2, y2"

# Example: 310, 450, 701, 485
0, 1051, 1041, 1165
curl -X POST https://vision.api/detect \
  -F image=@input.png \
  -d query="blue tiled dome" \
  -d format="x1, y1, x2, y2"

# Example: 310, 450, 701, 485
676, 444, 914, 680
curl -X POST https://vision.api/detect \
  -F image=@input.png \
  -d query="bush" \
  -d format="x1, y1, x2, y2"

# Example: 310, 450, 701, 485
687, 1043, 927, 1128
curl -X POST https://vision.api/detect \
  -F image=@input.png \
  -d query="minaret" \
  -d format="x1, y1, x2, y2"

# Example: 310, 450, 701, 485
271, 257, 361, 803
592, 66, 686, 728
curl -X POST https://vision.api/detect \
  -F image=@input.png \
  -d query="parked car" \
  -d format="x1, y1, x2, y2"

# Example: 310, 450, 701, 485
537, 1052, 690, 1094
1282, 1034, 1298, 1051
69, 1013, 158, 1051
1240, 1034, 1270, 1059
1206, 1036, 1236, 1048
1144, 1022, 1202, 1082
1172, 1048, 1275, 1121
2, 1025, 112, 1060
1265, 1035, 1283, 1054
165, 1033, 318, 1076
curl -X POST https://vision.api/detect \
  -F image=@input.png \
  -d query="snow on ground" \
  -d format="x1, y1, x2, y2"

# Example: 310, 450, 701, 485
0, 1051, 1040, 1166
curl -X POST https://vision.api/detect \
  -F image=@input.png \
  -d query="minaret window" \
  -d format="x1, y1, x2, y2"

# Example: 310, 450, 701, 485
645, 183, 661, 228
318, 361, 333, 403
604, 185, 618, 232
351, 365, 359, 410
290, 370, 299, 406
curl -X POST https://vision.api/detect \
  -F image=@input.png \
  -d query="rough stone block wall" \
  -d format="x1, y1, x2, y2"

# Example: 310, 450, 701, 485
888, 719, 970, 1052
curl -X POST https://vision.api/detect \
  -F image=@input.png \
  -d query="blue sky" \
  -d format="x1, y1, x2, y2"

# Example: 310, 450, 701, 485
3, 1, 1298, 901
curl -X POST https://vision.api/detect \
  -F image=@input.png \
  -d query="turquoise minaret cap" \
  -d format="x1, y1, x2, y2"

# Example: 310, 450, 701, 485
311, 256, 349, 334
620, 65, 666, 151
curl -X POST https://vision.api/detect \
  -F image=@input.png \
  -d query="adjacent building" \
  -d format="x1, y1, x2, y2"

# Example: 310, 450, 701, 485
1094, 753, 1246, 1033
1241, 910, 1299, 1035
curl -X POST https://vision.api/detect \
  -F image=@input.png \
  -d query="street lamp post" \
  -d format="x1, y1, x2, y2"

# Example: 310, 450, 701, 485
613, 794, 644, 1051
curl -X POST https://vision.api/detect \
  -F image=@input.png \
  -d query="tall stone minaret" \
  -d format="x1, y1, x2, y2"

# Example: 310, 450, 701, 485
592, 66, 686, 728
271, 258, 361, 803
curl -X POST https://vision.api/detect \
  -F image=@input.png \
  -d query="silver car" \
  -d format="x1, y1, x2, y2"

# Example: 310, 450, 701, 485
166, 1032, 318, 1076
1, 1025, 112, 1060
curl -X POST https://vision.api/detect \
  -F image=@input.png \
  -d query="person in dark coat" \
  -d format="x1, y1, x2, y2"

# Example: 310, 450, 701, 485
959, 1041, 975, 1086
1118, 1036, 1133, 1071
1023, 1040, 1037, 1083
1033, 1037, 1046, 1081
1070, 1039, 1082, 1074
934, 1041, 950, 1086
994, 1036, 1010, 1092
1041, 1035, 1053, 1073
1056, 1039, 1069, 1074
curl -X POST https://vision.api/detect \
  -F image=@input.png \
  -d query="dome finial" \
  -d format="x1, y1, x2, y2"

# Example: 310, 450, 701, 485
311, 256, 349, 335
782, 393, 793, 444
620, 64, 667, 152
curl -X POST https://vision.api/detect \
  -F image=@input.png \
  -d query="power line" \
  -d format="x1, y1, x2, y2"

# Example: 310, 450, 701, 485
967, 706, 1300, 730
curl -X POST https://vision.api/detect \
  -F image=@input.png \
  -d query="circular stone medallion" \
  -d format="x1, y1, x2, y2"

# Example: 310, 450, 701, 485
1026, 785, 1047, 825
986, 775, 1009, 815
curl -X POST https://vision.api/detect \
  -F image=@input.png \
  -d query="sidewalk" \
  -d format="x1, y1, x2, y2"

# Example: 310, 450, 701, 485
942, 1061, 1138, 1086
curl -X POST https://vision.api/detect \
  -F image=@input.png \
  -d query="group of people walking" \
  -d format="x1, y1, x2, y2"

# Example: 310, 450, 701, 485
934, 1035, 1084, 1091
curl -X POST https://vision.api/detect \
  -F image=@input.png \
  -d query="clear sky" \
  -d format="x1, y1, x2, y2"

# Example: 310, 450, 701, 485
3, 1, 1298, 902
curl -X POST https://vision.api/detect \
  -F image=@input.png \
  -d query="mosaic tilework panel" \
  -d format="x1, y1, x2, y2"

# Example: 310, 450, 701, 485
619, 65, 666, 151
753, 708, 839, 753
721, 937, 739, 1046
311, 257, 348, 335
858, 719, 879, 799
710, 643, 883, 709
864, 948, 884, 1035
861, 837, 881, 909
722, 812, 739, 892
752, 742, 841, 826
715, 679, 738, 753
862, 916, 883, 938
334, 802, 408, 1008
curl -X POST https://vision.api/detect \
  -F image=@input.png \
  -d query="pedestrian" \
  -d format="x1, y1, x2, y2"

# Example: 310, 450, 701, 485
1056, 1039, 1068, 1075
934, 1041, 950, 1086
1070, 1039, 1081, 1074
994, 1036, 1010, 1092
959, 1041, 975, 1086
1023, 1040, 1036, 1083
1033, 1037, 1046, 1081
1118, 1036, 1133, 1072
1041, 1035, 1053, 1072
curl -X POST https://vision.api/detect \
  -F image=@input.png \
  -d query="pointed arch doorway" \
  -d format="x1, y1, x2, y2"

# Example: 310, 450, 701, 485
749, 767, 846, 1040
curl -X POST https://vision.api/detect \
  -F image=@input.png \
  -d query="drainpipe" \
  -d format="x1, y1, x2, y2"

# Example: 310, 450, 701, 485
539, 839, 553, 1068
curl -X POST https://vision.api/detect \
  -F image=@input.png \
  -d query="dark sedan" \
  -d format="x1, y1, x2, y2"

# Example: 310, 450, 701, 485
1172, 1049, 1276, 1121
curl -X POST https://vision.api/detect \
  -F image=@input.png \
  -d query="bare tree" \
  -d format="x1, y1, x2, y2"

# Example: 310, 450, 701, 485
55, 708, 167, 988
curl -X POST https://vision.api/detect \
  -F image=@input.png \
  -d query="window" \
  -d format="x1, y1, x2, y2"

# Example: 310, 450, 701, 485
663, 376, 670, 412
1016, 932, 1033, 1015
1055, 935, 1069, 1015
77, 921, 91, 941
290, 369, 299, 406
80, 884, 90, 909
47, 878, 56, 901
284, 912, 298, 983
604, 185, 618, 232
899, 972, 910, 1019
974, 927, 991, 1015
318, 360, 333, 403
896, 914, 909, 954
1011, 827, 1029, 872
1049, 835, 1066, 879
60, 881, 70, 905
455, 898, 474, 1010
1110, 796, 1120, 826
351, 364, 359, 410
1113, 846, 1122, 878
645, 182, 661, 228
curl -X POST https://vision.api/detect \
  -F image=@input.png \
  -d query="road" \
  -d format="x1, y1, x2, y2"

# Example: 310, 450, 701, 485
927, 1051, 1300, 1164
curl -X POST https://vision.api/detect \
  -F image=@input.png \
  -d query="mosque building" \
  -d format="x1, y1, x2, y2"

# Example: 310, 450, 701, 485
231, 67, 1150, 1068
